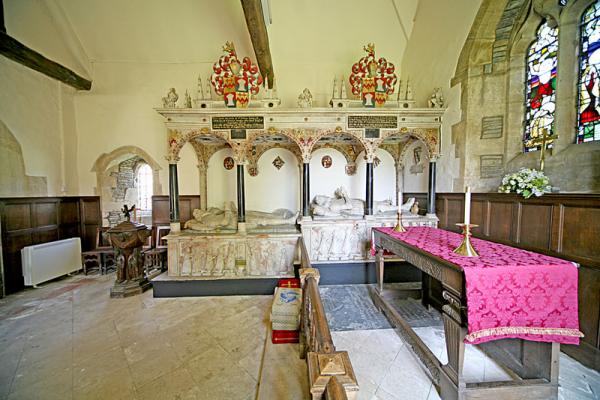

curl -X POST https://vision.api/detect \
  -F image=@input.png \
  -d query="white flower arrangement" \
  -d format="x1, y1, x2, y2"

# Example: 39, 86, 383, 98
498, 168, 551, 199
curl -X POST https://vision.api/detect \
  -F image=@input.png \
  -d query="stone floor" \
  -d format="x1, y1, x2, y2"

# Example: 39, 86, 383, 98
0, 273, 599, 399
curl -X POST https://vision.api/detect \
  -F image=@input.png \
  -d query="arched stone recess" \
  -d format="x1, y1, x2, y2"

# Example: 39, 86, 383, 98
311, 131, 367, 167
310, 127, 370, 160
246, 129, 303, 170
91, 146, 163, 225
92, 146, 163, 196
167, 128, 233, 162
379, 128, 438, 162
0, 119, 47, 197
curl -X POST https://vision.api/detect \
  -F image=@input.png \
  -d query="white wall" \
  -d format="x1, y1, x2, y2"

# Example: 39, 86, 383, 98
0, 56, 78, 196
310, 147, 397, 205
310, 148, 355, 199
403, 141, 430, 193
206, 147, 237, 209
401, 0, 482, 193
246, 148, 300, 212
177, 143, 200, 196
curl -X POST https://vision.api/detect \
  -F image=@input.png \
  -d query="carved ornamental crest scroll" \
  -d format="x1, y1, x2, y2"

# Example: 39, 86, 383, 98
349, 44, 397, 108
211, 42, 263, 108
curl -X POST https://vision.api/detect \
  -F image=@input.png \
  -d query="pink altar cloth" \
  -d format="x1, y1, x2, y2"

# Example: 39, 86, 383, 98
372, 227, 583, 345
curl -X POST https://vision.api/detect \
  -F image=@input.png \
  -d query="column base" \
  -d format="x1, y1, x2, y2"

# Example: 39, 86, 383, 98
170, 222, 181, 233
237, 222, 247, 234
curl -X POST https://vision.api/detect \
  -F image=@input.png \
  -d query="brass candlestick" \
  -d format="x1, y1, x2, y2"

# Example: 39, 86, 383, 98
393, 211, 406, 232
453, 223, 479, 257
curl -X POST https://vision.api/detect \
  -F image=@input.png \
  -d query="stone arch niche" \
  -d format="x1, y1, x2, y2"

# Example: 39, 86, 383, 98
91, 146, 162, 226
309, 131, 367, 201
245, 131, 302, 212
378, 129, 435, 194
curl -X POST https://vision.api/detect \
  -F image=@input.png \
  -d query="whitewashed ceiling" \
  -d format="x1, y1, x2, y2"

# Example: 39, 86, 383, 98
5, 0, 418, 76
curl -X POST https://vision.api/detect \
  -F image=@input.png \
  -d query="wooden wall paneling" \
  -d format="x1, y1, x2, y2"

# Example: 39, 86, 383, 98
179, 200, 192, 226
0, 196, 101, 296
152, 195, 201, 229
59, 199, 81, 239
487, 199, 514, 241
562, 266, 600, 370
3, 202, 32, 231
80, 198, 101, 251
3, 233, 31, 295
470, 199, 486, 237
33, 228, 59, 245
561, 206, 600, 265
34, 200, 58, 228
151, 196, 170, 226
518, 202, 553, 250
444, 197, 463, 233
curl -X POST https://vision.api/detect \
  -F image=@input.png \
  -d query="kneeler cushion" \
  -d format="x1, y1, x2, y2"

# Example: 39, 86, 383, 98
270, 287, 302, 330
272, 329, 300, 344
278, 278, 300, 288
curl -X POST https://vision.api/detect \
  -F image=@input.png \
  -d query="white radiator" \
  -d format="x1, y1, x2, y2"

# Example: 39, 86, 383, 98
21, 238, 82, 287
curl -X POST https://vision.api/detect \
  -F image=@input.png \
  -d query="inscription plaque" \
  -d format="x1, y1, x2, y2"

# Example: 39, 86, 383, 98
365, 128, 380, 139
212, 116, 264, 130
231, 129, 247, 140
348, 115, 397, 129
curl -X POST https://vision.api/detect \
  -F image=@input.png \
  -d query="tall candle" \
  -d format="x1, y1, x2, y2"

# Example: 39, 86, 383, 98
464, 186, 471, 225
398, 190, 403, 214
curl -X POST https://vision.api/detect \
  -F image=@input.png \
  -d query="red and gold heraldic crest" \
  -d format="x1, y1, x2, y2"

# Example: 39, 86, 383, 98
211, 42, 262, 109
350, 43, 396, 109
223, 77, 249, 108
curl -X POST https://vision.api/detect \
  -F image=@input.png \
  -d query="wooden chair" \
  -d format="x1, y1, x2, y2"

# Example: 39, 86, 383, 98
81, 227, 117, 275
142, 225, 169, 277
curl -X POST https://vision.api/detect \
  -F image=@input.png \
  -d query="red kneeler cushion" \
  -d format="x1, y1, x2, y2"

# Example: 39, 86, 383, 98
278, 278, 300, 288
272, 329, 300, 344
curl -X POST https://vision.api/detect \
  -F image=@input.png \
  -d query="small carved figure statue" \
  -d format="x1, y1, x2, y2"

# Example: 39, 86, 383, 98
428, 87, 444, 108
298, 88, 313, 108
115, 251, 126, 283
181, 246, 192, 276
162, 88, 179, 108
411, 201, 420, 215
121, 204, 135, 221
128, 248, 142, 280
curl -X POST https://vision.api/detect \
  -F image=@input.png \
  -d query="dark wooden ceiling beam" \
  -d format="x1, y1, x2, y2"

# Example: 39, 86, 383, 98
1, 0, 6, 34
240, 0, 274, 89
0, 31, 91, 90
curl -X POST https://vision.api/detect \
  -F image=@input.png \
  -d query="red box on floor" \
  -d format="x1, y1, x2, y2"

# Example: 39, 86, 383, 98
272, 329, 300, 344
278, 279, 300, 288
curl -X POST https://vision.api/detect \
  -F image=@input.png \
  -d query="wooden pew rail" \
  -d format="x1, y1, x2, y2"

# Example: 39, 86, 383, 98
297, 238, 359, 400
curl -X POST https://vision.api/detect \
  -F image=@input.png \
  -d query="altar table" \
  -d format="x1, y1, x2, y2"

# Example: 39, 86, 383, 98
372, 227, 583, 400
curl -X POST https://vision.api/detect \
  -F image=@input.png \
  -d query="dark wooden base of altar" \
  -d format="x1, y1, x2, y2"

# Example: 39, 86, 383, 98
110, 278, 151, 298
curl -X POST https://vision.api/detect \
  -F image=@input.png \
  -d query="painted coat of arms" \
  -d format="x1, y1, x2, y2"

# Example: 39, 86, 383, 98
349, 44, 397, 108
211, 42, 263, 108
223, 157, 234, 170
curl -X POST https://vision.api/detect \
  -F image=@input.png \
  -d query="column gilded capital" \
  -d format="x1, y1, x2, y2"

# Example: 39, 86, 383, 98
165, 155, 181, 164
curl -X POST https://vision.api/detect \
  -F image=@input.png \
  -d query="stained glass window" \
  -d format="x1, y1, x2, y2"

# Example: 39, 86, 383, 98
578, 2, 600, 143
524, 21, 558, 152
